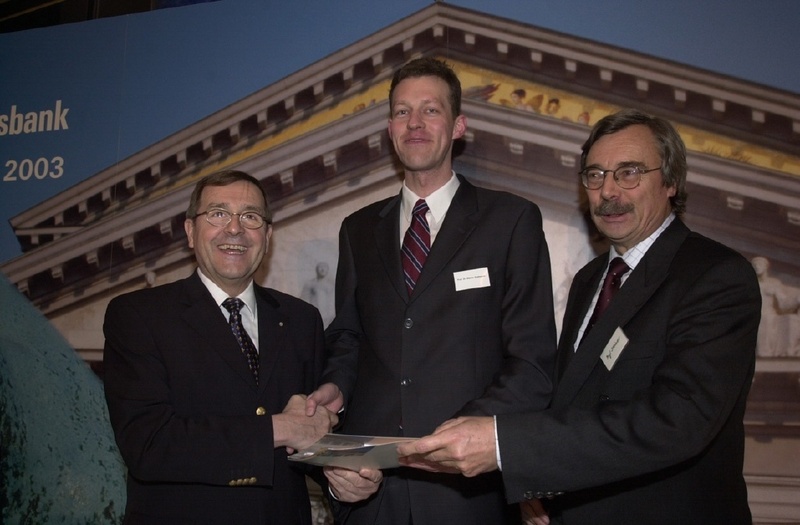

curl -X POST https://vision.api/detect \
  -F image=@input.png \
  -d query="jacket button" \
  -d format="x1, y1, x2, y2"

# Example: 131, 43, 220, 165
599, 394, 610, 401
523, 491, 534, 500
403, 318, 413, 329
256, 406, 266, 416
400, 378, 411, 386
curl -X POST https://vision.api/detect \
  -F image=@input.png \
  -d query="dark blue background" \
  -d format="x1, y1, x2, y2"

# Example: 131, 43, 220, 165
1, 0, 797, 264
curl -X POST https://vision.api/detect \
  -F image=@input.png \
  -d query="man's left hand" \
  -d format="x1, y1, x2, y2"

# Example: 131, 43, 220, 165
325, 467, 383, 503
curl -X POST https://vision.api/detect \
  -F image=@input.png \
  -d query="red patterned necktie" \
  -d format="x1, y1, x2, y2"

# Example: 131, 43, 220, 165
222, 298, 259, 384
401, 199, 431, 295
585, 257, 630, 334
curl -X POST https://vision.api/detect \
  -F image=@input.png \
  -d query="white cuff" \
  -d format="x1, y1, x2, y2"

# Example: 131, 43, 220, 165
494, 415, 502, 471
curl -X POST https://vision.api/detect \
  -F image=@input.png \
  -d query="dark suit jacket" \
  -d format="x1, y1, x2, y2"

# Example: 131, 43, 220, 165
321, 175, 557, 525
498, 219, 760, 525
103, 272, 325, 525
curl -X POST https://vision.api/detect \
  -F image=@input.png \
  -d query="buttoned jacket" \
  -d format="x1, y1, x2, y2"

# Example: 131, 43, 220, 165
322, 175, 557, 525
104, 272, 325, 525
498, 219, 759, 525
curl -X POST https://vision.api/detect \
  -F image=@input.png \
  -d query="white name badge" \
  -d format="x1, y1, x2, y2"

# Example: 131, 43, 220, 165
453, 267, 491, 291
601, 327, 629, 371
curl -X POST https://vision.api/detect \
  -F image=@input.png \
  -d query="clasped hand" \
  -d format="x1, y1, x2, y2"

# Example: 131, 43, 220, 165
274, 394, 338, 452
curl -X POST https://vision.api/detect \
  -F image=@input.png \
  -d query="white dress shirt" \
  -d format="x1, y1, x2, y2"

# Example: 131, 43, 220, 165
197, 269, 260, 351
573, 213, 675, 351
399, 171, 460, 247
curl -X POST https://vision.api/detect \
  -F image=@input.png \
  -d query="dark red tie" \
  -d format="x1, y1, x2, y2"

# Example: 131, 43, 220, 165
222, 298, 259, 384
401, 199, 431, 295
585, 257, 630, 334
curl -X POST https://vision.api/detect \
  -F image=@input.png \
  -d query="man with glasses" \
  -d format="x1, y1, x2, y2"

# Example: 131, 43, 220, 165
103, 170, 338, 524
398, 109, 760, 525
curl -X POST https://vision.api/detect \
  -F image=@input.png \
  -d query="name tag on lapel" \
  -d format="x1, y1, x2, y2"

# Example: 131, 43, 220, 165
601, 327, 629, 371
453, 267, 491, 291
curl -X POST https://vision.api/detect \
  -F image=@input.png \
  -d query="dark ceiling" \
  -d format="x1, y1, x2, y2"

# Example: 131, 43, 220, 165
0, 0, 216, 34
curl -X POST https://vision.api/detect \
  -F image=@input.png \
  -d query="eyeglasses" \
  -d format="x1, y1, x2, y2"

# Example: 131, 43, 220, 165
579, 165, 661, 190
195, 208, 269, 229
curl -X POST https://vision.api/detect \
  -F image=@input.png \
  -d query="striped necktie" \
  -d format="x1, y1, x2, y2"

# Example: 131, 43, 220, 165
401, 199, 431, 295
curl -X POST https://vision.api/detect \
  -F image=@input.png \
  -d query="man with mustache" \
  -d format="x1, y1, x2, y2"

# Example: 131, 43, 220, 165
398, 109, 761, 525
103, 170, 338, 524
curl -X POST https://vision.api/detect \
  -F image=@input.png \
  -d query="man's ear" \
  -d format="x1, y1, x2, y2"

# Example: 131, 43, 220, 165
452, 114, 467, 140
184, 218, 195, 249
264, 224, 273, 253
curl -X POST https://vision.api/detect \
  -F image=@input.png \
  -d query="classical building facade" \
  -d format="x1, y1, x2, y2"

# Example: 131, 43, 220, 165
2, 4, 799, 522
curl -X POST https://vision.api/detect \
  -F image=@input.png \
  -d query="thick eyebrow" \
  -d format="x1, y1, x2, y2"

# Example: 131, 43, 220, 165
617, 160, 648, 167
584, 160, 647, 170
204, 202, 265, 213
393, 97, 445, 110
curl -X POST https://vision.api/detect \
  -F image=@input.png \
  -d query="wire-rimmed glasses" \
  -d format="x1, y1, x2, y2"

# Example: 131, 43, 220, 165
579, 165, 660, 190
195, 208, 269, 229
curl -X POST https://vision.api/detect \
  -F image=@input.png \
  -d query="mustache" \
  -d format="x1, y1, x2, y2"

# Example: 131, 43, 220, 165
594, 201, 634, 216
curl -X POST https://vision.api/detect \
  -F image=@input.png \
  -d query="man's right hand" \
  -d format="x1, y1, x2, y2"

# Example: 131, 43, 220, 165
397, 416, 497, 477
305, 382, 344, 416
273, 394, 338, 452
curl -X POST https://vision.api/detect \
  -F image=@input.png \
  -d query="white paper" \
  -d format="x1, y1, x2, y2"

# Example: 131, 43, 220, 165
601, 327, 629, 371
288, 433, 418, 470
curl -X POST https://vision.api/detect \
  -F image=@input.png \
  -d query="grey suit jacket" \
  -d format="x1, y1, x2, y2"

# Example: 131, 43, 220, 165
498, 219, 760, 525
104, 272, 325, 525
321, 175, 557, 525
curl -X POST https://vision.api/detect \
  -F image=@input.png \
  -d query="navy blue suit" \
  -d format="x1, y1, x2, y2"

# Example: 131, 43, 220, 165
498, 219, 759, 525
322, 175, 557, 525
104, 272, 325, 525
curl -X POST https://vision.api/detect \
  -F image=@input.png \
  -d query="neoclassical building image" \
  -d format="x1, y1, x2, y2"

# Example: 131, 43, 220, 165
2, 3, 799, 523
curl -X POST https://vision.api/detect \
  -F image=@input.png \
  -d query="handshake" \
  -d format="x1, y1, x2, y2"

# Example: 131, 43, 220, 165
273, 391, 339, 453
295, 385, 548, 523
297, 383, 502, 504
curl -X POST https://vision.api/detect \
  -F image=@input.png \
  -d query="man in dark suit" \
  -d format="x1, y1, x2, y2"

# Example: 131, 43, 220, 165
398, 109, 761, 525
306, 57, 557, 524
103, 170, 338, 525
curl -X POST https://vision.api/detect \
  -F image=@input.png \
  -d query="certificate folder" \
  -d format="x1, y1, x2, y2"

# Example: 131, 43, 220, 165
288, 433, 417, 470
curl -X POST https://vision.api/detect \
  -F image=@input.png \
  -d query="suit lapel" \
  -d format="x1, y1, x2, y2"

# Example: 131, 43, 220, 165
554, 220, 691, 407
254, 286, 287, 394
373, 195, 407, 301
411, 177, 479, 299
180, 274, 258, 389
555, 259, 604, 380
376, 176, 480, 302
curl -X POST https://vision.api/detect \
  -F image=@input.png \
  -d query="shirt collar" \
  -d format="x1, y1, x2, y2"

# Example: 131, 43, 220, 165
196, 268, 257, 315
610, 213, 675, 270
401, 171, 460, 224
